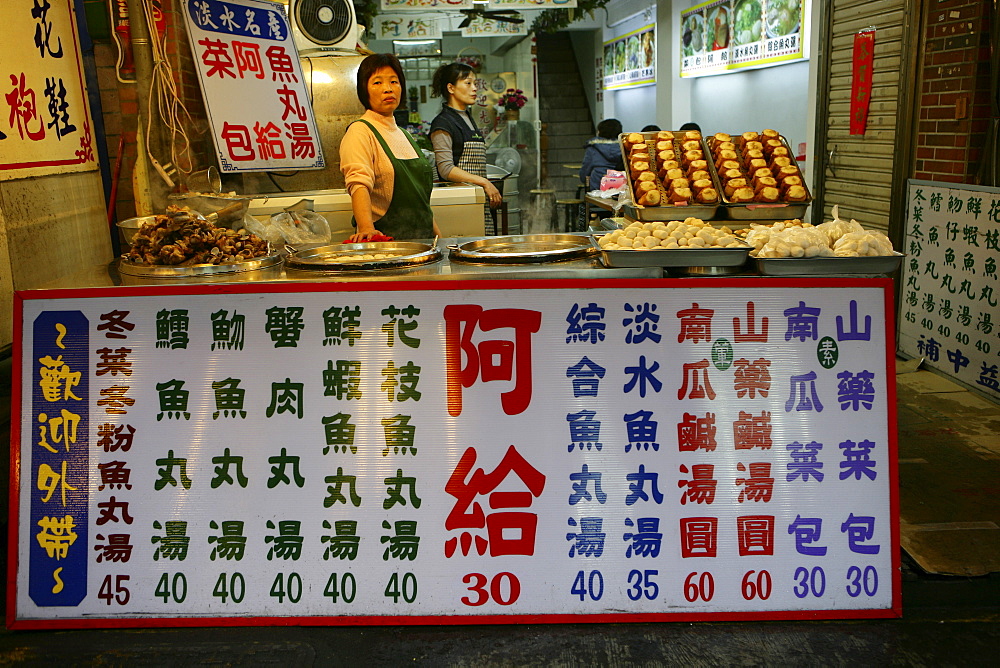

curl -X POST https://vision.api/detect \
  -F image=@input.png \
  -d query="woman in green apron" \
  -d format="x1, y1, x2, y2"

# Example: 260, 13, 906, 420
429, 63, 502, 235
340, 53, 440, 242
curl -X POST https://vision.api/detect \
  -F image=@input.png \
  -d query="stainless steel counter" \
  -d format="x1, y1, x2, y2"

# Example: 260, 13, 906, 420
32, 238, 662, 291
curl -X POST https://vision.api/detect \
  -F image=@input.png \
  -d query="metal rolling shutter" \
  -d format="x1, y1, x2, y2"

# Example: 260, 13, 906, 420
815, 0, 914, 233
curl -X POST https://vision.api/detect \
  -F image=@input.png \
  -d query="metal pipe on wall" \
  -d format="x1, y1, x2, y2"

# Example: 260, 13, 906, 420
125, 0, 170, 214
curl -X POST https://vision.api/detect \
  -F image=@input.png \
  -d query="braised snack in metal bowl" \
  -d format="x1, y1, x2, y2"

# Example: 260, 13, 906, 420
126, 205, 269, 266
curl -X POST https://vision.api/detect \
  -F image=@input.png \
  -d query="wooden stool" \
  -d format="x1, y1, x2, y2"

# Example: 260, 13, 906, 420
556, 198, 584, 232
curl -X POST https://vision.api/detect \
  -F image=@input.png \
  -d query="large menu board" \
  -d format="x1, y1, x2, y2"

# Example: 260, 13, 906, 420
603, 25, 656, 90
10, 278, 899, 628
680, 0, 807, 78
899, 180, 1000, 401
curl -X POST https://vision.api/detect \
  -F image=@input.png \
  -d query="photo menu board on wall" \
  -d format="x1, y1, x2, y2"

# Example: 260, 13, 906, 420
680, 0, 806, 78
603, 25, 656, 90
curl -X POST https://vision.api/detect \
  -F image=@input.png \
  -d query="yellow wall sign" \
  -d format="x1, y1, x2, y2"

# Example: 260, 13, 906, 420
0, 0, 98, 179
680, 0, 806, 78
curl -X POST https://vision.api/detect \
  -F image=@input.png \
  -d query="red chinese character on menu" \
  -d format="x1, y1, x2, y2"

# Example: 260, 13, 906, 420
444, 304, 541, 416
679, 517, 718, 558
444, 445, 546, 557
737, 515, 775, 556
676, 303, 714, 343
232, 41, 265, 80
733, 301, 769, 342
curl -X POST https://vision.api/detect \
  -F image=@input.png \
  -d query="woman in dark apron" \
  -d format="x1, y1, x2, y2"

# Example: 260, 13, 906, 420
429, 63, 502, 235
340, 53, 439, 241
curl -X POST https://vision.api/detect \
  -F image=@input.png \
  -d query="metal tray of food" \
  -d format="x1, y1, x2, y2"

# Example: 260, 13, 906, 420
754, 252, 904, 276
708, 133, 812, 220
591, 234, 752, 269
118, 252, 283, 277
284, 241, 441, 271
449, 234, 595, 264
618, 131, 721, 221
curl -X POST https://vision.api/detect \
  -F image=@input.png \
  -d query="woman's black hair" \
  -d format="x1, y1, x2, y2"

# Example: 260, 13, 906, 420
356, 53, 406, 110
431, 62, 475, 99
596, 118, 622, 139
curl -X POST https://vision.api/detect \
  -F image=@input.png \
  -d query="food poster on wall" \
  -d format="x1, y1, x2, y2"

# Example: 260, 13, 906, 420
603, 25, 656, 90
0, 0, 98, 179
11, 279, 899, 628
899, 181, 1000, 402
181, 0, 325, 173
680, 0, 806, 78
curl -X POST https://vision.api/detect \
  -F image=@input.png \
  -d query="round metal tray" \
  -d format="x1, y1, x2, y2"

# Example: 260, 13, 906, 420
118, 252, 282, 277
449, 234, 596, 264
284, 241, 441, 271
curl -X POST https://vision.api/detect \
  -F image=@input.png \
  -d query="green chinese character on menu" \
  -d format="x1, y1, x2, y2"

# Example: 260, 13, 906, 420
381, 362, 421, 402
321, 520, 359, 561
380, 520, 420, 561
321, 412, 356, 455
985, 255, 997, 279
323, 360, 362, 400
967, 196, 982, 218
156, 309, 189, 349
986, 230, 999, 252
265, 378, 304, 418
264, 306, 305, 347
322, 305, 362, 346
964, 252, 976, 272
156, 380, 190, 420
381, 414, 416, 456
154, 449, 192, 490
212, 377, 247, 419
151, 520, 189, 561
210, 309, 245, 351
981, 286, 998, 308
208, 520, 246, 561
211, 447, 249, 488
978, 310, 995, 334
963, 226, 980, 247
267, 447, 305, 488
265, 520, 303, 561
383, 469, 421, 510
324, 467, 361, 507
381, 305, 421, 348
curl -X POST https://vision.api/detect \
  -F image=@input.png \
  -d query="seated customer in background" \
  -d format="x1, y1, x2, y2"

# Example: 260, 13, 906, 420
580, 118, 625, 191
679, 122, 702, 133
642, 124, 660, 132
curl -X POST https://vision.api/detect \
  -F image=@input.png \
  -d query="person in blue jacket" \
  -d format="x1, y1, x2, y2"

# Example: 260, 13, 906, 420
579, 118, 624, 192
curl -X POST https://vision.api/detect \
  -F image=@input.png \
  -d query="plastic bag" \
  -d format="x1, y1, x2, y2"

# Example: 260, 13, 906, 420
270, 211, 332, 244
600, 169, 626, 191
239, 213, 284, 247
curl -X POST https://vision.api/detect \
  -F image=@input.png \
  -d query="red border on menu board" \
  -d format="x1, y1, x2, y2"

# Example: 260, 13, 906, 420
8, 277, 902, 629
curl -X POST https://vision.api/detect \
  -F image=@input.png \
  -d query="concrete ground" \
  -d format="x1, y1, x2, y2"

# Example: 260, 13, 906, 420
1, 359, 997, 666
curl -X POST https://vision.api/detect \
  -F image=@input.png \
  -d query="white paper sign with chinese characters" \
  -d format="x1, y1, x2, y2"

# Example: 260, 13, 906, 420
899, 180, 1000, 401
461, 14, 528, 38
11, 278, 899, 628
0, 0, 98, 179
181, 0, 324, 173
380, 0, 473, 10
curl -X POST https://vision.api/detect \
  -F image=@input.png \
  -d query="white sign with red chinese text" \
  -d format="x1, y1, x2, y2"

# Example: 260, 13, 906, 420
375, 14, 445, 40
181, 0, 325, 173
899, 180, 1000, 401
11, 278, 899, 628
0, 0, 98, 179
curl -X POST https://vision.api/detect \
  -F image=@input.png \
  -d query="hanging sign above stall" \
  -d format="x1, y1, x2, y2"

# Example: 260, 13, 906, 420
10, 278, 899, 629
181, 0, 325, 174
0, 0, 98, 180
899, 180, 1000, 401
461, 13, 528, 38
487, 0, 576, 7
380, 0, 473, 10
376, 14, 445, 40
850, 29, 876, 135
603, 25, 656, 90
680, 0, 807, 78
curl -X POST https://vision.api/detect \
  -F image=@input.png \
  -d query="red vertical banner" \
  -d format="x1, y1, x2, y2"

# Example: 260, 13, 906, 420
850, 29, 876, 135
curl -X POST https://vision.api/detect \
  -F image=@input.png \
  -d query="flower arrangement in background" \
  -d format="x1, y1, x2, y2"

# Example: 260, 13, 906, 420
497, 88, 527, 111
456, 54, 483, 72
404, 120, 433, 152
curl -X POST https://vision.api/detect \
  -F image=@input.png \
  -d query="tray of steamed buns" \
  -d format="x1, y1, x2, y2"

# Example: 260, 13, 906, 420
706, 129, 811, 220
619, 129, 722, 221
